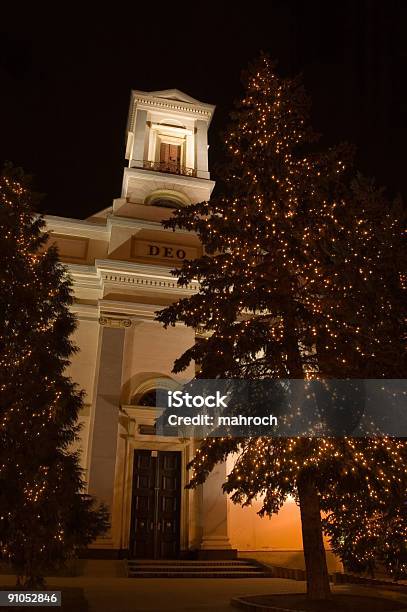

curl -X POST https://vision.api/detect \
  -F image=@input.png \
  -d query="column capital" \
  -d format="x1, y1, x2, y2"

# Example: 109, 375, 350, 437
99, 316, 132, 328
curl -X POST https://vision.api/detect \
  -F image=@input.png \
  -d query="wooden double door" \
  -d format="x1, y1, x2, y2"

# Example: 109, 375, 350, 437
129, 450, 181, 559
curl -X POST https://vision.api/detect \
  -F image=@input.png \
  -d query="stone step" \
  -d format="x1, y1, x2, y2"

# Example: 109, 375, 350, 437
128, 565, 265, 572
126, 559, 272, 578
127, 560, 256, 566
127, 570, 271, 578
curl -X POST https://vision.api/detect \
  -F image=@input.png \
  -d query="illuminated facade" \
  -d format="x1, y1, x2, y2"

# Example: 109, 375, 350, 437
44, 89, 339, 568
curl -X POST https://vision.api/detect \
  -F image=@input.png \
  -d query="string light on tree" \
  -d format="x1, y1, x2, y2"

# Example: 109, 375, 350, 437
0, 164, 109, 588
156, 55, 407, 601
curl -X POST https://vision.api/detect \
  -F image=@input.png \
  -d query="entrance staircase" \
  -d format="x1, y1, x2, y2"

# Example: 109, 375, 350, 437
126, 559, 272, 578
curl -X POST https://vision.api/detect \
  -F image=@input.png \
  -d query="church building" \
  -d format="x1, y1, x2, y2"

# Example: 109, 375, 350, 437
43, 89, 339, 570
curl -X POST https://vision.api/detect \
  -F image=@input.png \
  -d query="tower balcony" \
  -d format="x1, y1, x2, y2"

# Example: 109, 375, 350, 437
123, 162, 215, 206
139, 159, 197, 178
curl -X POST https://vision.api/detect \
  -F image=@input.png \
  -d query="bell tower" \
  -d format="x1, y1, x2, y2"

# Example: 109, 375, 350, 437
121, 89, 215, 210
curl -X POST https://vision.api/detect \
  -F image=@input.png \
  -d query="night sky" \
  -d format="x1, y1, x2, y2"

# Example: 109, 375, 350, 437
1, 1, 406, 219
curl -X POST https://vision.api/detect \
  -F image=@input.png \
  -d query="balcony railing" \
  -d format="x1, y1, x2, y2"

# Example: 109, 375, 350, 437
141, 159, 197, 178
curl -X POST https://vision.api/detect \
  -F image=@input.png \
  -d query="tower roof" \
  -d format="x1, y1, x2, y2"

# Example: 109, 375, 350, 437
146, 89, 208, 106
127, 89, 215, 134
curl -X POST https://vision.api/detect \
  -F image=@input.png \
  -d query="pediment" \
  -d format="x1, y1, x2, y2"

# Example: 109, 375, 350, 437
149, 89, 205, 106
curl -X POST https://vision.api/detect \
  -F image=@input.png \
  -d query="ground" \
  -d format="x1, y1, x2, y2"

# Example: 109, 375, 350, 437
1, 575, 407, 612
233, 592, 407, 611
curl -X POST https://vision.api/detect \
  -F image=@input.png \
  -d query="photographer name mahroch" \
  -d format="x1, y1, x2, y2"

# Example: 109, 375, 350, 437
167, 414, 278, 427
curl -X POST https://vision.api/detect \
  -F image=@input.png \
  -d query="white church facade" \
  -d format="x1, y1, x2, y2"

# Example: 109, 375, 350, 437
43, 88, 339, 568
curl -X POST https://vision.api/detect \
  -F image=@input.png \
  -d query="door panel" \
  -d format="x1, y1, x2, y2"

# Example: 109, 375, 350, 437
130, 450, 155, 559
130, 450, 181, 559
156, 451, 181, 559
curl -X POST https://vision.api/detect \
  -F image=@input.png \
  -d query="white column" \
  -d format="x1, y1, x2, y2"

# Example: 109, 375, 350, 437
185, 132, 194, 169
131, 109, 147, 168
110, 414, 130, 552
198, 460, 236, 559
87, 320, 128, 512
195, 119, 210, 179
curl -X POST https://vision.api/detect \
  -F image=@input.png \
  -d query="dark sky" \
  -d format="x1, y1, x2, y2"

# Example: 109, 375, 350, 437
1, 1, 406, 219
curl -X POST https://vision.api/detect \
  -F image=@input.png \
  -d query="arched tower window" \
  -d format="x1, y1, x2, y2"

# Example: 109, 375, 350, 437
144, 189, 190, 209
133, 388, 168, 408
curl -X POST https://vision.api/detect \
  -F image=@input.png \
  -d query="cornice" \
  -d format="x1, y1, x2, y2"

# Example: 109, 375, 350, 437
94, 258, 178, 276
44, 215, 109, 239
66, 260, 199, 297
99, 299, 161, 320
95, 259, 198, 295
129, 91, 214, 130
106, 214, 197, 236
66, 264, 103, 291
44, 211, 198, 238
135, 95, 212, 116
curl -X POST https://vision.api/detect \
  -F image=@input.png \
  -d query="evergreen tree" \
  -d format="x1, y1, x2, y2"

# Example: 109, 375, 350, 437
0, 164, 109, 587
157, 55, 406, 600
323, 478, 407, 580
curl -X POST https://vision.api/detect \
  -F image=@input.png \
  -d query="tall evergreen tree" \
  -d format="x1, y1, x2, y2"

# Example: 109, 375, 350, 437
157, 55, 406, 600
0, 164, 108, 587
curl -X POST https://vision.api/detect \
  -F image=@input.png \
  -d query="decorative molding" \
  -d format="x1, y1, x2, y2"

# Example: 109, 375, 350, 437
128, 90, 215, 134
66, 264, 104, 299
100, 270, 197, 295
66, 261, 199, 301
95, 259, 182, 275
134, 98, 212, 117
98, 299, 158, 318
99, 316, 132, 328
147, 88, 213, 107
95, 259, 199, 295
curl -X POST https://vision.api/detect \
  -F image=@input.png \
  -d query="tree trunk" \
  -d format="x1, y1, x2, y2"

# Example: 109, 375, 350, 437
297, 472, 332, 600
